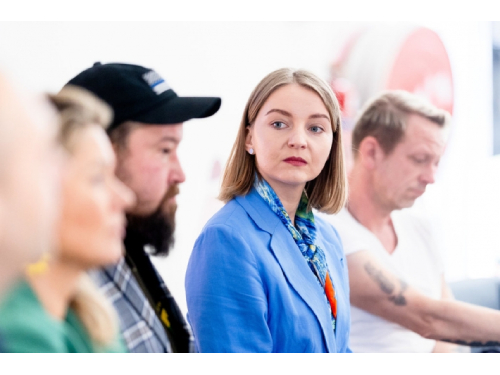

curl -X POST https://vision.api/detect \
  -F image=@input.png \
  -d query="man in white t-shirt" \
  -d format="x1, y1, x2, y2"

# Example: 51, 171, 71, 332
322, 90, 500, 352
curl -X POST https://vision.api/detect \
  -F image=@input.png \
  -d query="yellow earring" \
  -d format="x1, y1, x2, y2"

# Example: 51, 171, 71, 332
26, 253, 51, 276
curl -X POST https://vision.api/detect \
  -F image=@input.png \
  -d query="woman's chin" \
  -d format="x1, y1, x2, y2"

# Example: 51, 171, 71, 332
89, 245, 124, 268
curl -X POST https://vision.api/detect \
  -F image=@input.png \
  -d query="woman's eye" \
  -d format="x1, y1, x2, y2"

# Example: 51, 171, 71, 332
272, 121, 286, 129
310, 126, 324, 133
161, 148, 171, 155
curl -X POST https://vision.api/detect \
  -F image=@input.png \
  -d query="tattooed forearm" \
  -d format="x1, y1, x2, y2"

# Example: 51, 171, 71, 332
364, 262, 394, 294
388, 293, 406, 306
364, 262, 408, 306
388, 280, 408, 306
442, 339, 500, 347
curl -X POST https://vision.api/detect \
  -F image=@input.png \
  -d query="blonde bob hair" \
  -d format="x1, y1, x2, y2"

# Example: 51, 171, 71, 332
219, 68, 347, 214
47, 86, 119, 349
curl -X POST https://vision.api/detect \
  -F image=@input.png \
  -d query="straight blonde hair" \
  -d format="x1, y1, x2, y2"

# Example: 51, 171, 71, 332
219, 68, 347, 214
49, 85, 119, 348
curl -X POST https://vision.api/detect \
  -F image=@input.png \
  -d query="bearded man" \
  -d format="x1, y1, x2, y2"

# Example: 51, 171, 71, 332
66, 62, 221, 353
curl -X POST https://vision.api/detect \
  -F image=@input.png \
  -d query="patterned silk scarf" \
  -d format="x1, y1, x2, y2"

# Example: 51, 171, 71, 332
254, 176, 337, 332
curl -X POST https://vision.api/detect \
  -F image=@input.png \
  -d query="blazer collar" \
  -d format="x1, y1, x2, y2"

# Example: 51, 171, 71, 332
235, 187, 281, 234
235, 188, 336, 352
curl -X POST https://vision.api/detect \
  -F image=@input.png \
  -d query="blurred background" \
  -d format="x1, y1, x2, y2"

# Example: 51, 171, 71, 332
1, 21, 498, 315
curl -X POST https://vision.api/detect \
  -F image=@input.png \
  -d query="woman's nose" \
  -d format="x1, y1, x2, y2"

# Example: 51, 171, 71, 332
287, 127, 307, 149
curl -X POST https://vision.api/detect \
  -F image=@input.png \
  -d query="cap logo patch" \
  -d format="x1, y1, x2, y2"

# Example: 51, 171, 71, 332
142, 70, 171, 95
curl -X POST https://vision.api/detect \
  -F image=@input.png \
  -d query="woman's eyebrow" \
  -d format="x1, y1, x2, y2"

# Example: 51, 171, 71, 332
265, 109, 330, 121
309, 113, 330, 121
265, 109, 292, 117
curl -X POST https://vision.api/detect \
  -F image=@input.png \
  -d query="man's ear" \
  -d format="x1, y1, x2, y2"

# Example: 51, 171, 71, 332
245, 125, 254, 153
358, 136, 384, 169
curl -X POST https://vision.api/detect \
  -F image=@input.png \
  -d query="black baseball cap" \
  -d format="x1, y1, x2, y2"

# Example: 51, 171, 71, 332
66, 62, 221, 131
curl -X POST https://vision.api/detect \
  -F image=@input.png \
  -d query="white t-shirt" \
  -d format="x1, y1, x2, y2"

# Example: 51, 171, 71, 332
322, 208, 444, 353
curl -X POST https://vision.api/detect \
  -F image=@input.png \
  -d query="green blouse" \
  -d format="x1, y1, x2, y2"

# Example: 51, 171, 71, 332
0, 279, 126, 353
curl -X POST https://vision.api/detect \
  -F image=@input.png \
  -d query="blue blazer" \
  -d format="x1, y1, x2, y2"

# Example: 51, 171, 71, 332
185, 187, 351, 353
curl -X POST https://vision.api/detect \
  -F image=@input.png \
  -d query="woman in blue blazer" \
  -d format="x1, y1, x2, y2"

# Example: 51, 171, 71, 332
185, 68, 351, 353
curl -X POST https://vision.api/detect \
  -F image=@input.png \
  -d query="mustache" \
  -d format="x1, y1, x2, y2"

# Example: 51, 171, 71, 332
160, 184, 179, 216
164, 184, 180, 201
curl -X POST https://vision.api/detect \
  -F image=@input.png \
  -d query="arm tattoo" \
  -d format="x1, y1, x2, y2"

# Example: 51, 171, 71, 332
389, 280, 408, 306
442, 339, 500, 348
364, 262, 408, 306
364, 262, 394, 294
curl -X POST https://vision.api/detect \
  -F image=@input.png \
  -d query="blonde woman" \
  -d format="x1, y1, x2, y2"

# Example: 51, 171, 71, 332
0, 86, 134, 352
185, 68, 351, 352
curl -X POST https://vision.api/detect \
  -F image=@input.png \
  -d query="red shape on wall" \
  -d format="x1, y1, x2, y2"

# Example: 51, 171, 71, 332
386, 28, 454, 115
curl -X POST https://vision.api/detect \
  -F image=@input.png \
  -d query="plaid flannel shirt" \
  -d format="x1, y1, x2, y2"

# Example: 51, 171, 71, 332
90, 258, 173, 353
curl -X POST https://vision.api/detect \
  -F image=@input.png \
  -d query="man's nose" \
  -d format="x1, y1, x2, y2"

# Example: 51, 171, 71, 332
170, 154, 186, 184
421, 164, 437, 185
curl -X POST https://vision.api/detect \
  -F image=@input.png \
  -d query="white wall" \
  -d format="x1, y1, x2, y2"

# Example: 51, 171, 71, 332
412, 22, 498, 281
0, 21, 495, 316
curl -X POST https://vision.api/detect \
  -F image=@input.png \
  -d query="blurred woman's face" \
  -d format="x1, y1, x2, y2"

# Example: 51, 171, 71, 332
58, 125, 135, 269
246, 83, 333, 195
0, 92, 63, 294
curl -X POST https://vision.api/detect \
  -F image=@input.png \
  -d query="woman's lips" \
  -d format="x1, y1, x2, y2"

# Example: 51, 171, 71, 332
284, 157, 307, 166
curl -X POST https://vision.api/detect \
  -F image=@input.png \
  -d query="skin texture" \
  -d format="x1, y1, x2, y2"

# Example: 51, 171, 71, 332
0, 75, 63, 296
29, 125, 135, 319
347, 113, 500, 351
114, 123, 185, 216
245, 83, 333, 222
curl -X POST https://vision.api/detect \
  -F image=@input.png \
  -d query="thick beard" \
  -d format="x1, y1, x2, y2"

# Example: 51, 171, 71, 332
125, 185, 178, 257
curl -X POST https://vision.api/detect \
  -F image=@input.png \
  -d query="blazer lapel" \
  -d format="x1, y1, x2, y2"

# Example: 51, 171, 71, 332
236, 189, 335, 352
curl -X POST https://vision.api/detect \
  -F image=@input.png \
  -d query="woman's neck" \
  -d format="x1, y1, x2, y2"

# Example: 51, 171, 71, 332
27, 259, 82, 320
267, 180, 305, 225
